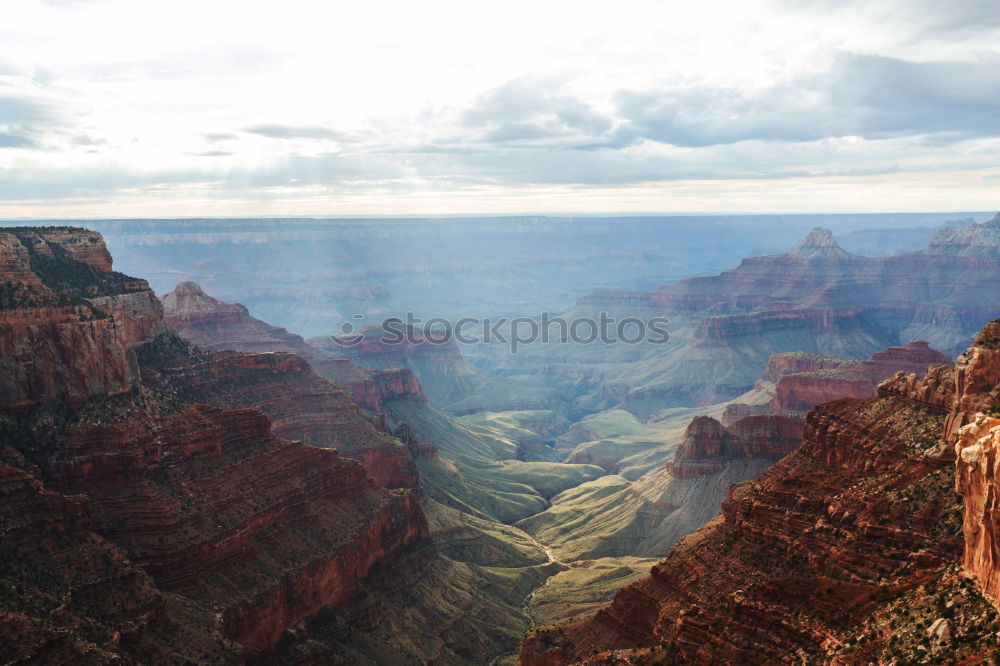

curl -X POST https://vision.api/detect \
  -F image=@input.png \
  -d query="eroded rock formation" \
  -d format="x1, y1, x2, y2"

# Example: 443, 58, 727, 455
520, 319, 1000, 665
0, 228, 433, 662
667, 414, 804, 478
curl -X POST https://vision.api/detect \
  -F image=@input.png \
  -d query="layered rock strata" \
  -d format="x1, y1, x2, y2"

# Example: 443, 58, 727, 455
0, 228, 433, 662
520, 323, 1000, 664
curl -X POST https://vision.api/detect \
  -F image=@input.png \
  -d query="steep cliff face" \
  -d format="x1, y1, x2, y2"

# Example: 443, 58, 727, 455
46, 399, 430, 655
766, 340, 952, 412
530, 220, 999, 414
953, 321, 1000, 610
924, 211, 1000, 257
0, 228, 437, 662
162, 280, 310, 354
312, 355, 425, 412
520, 324, 1000, 665
0, 304, 137, 413
722, 340, 952, 420
0, 229, 154, 413
159, 281, 422, 487
955, 414, 1000, 607
0, 444, 186, 664
162, 280, 427, 413
138, 339, 419, 488
667, 414, 803, 478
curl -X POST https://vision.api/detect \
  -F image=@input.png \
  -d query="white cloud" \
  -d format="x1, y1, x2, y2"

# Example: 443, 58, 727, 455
0, 0, 998, 216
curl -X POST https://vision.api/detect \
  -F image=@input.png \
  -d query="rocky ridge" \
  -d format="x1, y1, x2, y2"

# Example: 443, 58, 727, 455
724, 340, 953, 419
666, 414, 803, 478
0, 229, 436, 662
514, 218, 999, 416
519, 319, 1000, 665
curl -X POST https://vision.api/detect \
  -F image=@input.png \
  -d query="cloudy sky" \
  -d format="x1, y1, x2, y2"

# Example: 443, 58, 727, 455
2, 0, 999, 217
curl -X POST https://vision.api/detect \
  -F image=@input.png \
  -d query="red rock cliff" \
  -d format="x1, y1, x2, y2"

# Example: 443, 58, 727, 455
0, 228, 434, 662
161, 280, 427, 410
139, 341, 419, 488
520, 334, 989, 664
953, 321, 1000, 609
767, 340, 952, 412
667, 414, 803, 478
0, 230, 144, 413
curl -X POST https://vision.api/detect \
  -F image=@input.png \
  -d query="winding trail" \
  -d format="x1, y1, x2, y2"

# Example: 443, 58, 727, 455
522, 534, 563, 629
488, 535, 565, 666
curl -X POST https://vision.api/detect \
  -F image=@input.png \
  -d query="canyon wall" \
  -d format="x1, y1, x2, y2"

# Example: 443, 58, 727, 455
0, 228, 436, 662
159, 281, 423, 486
666, 414, 803, 478
516, 217, 1000, 415
139, 342, 420, 488
520, 321, 1000, 665
953, 321, 1000, 609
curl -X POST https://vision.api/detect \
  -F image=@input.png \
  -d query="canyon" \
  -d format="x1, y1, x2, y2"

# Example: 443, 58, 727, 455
519, 319, 1000, 665
0, 228, 560, 664
474, 216, 1000, 419
514, 338, 952, 563
5, 216, 1000, 665
89, 215, 962, 338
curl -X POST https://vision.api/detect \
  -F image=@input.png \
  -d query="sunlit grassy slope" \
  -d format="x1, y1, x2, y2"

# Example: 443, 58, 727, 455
525, 557, 659, 626
385, 397, 604, 523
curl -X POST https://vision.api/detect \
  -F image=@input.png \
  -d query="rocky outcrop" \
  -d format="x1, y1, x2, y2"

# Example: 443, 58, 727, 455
0, 445, 174, 664
0, 228, 435, 662
520, 334, 985, 664
953, 321, 1000, 609
15, 227, 114, 271
159, 281, 424, 486
0, 229, 148, 413
161, 281, 428, 413
0, 305, 137, 413
955, 414, 1000, 607
923, 211, 1000, 257
768, 340, 952, 412
44, 398, 430, 656
313, 356, 425, 412
89, 288, 168, 345
140, 342, 420, 488
722, 341, 953, 422
792, 226, 853, 258
162, 280, 310, 354
560, 219, 1000, 412
667, 415, 803, 478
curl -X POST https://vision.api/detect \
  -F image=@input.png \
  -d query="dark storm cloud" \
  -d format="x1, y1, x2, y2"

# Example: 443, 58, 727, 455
614, 53, 1000, 148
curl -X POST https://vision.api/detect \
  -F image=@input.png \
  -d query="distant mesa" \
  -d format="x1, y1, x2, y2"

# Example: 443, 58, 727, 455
790, 227, 852, 258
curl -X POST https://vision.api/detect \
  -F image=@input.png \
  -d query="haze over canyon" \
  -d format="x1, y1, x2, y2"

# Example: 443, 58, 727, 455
5, 1, 1000, 663
2, 211, 1000, 665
